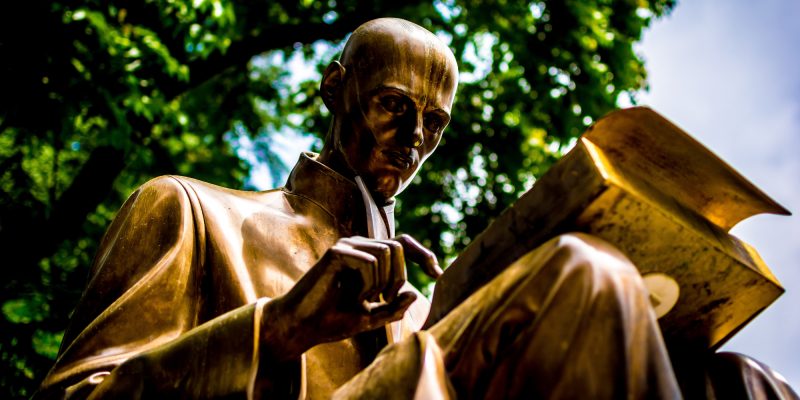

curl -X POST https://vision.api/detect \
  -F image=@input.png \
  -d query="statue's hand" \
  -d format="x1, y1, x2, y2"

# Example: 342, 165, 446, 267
262, 235, 441, 360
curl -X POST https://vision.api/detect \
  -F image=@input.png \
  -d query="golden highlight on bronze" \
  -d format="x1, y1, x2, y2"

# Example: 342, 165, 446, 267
35, 17, 797, 400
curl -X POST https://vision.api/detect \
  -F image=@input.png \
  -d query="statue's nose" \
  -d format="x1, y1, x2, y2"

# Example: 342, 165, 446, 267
411, 117, 424, 148
400, 112, 424, 148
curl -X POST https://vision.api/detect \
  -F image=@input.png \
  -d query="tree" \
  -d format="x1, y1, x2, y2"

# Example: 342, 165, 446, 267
0, 0, 673, 397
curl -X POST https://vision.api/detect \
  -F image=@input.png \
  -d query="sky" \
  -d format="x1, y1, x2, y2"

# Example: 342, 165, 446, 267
636, 0, 800, 388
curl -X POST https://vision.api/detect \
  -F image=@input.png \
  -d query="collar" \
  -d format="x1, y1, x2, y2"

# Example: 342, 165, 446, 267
283, 153, 396, 239
284, 152, 364, 235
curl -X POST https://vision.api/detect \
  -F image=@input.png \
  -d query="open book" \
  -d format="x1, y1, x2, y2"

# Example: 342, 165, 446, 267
425, 107, 790, 350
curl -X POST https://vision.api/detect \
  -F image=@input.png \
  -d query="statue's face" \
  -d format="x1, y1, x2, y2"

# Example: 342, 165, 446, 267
335, 30, 458, 202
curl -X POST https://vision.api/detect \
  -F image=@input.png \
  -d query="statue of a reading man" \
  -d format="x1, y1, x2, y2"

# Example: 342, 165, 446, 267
37, 18, 797, 399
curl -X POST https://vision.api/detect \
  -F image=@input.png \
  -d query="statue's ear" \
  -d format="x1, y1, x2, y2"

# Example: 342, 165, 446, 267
321, 61, 346, 111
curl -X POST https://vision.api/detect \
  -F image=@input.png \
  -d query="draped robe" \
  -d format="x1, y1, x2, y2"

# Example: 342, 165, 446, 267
37, 153, 798, 399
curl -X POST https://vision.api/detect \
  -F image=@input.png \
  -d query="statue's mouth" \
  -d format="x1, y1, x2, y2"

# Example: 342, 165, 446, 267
384, 150, 413, 170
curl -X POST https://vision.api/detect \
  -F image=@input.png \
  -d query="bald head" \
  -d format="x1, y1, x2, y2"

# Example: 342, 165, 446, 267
319, 18, 459, 201
339, 18, 458, 106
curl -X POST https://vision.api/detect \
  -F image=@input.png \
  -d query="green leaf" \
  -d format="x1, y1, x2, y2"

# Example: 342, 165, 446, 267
2, 295, 50, 324
32, 330, 64, 359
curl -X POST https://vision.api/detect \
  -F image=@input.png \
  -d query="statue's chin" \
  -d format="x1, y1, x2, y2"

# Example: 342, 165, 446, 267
375, 168, 421, 201
371, 176, 402, 203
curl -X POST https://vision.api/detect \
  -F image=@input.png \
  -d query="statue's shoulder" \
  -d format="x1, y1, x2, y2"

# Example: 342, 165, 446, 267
136, 175, 283, 203
132, 175, 291, 226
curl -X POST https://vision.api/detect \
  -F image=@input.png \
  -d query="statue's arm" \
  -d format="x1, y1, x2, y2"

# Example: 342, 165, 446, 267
37, 175, 441, 399
36, 176, 300, 399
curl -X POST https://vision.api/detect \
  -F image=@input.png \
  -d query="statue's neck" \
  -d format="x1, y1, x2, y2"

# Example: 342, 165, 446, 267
284, 152, 367, 237
317, 140, 392, 207
317, 142, 355, 181
316, 143, 395, 238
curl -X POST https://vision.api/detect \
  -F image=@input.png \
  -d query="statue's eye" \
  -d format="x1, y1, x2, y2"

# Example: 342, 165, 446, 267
424, 115, 445, 132
381, 95, 407, 114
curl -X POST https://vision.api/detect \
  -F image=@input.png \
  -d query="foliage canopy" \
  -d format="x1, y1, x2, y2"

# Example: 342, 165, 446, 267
0, 0, 673, 396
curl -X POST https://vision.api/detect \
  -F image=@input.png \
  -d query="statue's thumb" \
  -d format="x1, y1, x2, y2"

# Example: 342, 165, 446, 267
369, 292, 416, 325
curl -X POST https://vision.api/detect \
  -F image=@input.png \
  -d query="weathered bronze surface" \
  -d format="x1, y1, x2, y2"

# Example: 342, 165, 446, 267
428, 107, 788, 350
36, 18, 797, 400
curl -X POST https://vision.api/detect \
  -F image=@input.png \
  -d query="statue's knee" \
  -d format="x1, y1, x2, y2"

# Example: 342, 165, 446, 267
549, 233, 640, 279
486, 233, 646, 315
502, 233, 644, 303
708, 352, 798, 399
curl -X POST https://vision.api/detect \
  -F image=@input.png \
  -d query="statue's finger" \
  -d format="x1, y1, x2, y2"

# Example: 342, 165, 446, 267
363, 292, 417, 329
333, 246, 378, 305
375, 239, 406, 302
394, 234, 443, 278
344, 237, 392, 302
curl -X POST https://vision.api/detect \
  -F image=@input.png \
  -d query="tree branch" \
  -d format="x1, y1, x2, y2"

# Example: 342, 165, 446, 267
163, 16, 377, 99
0, 145, 125, 286
1, 3, 424, 278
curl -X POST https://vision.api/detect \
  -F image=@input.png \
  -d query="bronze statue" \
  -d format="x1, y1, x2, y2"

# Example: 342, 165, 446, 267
36, 18, 797, 399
